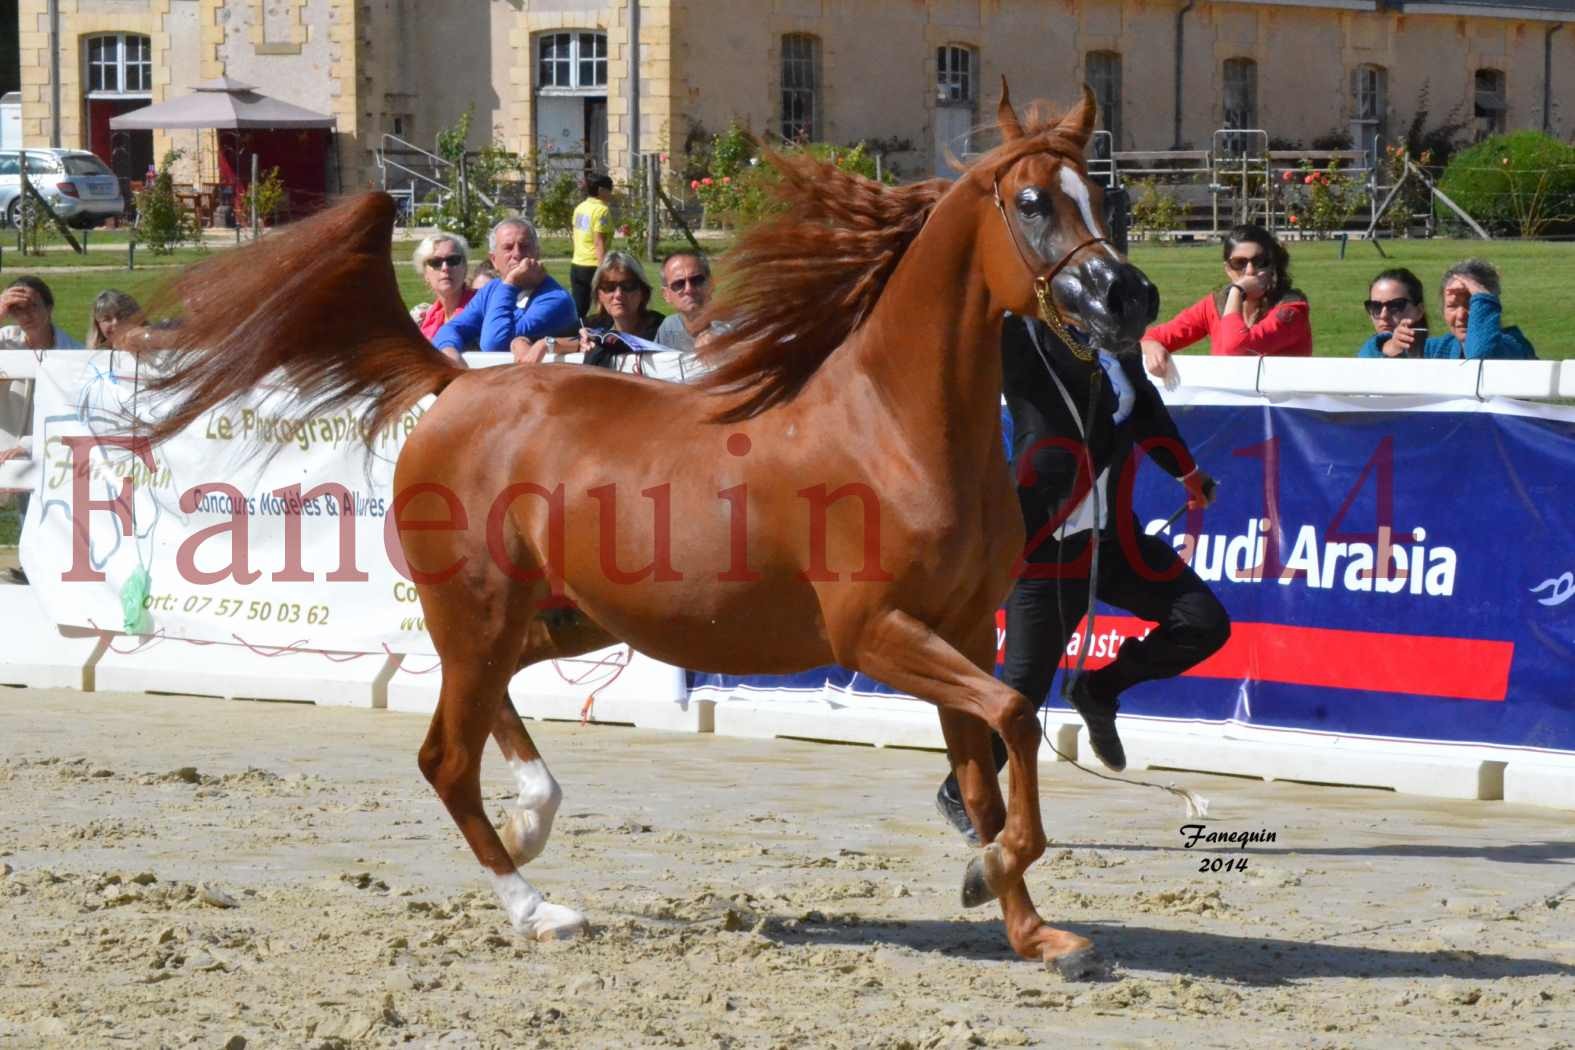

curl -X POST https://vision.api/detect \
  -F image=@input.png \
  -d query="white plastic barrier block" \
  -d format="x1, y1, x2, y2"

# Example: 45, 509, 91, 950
1503, 761, 1575, 811
1172, 356, 1261, 394
1556, 362, 1575, 399
387, 645, 709, 733
1258, 357, 1482, 399
1119, 718, 1506, 800
1479, 360, 1560, 400
0, 585, 108, 690
92, 635, 398, 707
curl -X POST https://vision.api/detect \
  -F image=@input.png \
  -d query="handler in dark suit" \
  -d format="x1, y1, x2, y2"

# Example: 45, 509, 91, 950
937, 314, 1231, 843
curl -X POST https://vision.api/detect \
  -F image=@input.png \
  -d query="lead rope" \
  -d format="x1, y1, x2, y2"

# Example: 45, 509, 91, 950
1023, 323, 1210, 819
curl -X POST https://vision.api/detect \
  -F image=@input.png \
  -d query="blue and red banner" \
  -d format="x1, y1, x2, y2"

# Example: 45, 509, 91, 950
689, 396, 1575, 754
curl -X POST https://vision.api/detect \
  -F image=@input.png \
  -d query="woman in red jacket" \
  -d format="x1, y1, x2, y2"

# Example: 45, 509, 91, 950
1141, 223, 1312, 379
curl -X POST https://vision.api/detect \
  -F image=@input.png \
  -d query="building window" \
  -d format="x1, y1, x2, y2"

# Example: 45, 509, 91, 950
537, 31, 607, 92
1350, 63, 1387, 162
1474, 68, 1506, 137
936, 45, 976, 105
781, 34, 820, 142
85, 33, 152, 97
1223, 58, 1257, 130
1351, 63, 1387, 128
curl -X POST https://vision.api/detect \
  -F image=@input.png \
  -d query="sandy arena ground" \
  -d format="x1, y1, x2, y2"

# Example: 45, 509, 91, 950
0, 687, 1572, 1049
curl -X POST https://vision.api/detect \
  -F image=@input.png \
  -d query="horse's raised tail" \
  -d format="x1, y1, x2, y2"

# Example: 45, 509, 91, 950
141, 192, 461, 447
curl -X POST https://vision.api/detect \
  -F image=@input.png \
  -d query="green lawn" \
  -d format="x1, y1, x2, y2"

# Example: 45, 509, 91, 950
0, 504, 18, 546
6, 235, 1569, 359
1127, 237, 1572, 359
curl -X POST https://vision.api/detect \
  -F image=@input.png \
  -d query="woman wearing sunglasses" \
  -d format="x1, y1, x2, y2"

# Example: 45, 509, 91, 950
1141, 223, 1311, 380
1356, 268, 1430, 358
581, 251, 666, 342
410, 233, 476, 360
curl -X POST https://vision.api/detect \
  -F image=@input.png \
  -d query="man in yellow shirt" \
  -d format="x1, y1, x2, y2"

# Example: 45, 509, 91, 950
570, 174, 614, 319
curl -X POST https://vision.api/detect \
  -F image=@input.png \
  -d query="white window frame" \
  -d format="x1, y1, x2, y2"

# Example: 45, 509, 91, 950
85, 33, 152, 99
781, 34, 821, 142
536, 30, 607, 96
1352, 63, 1387, 125
936, 45, 977, 107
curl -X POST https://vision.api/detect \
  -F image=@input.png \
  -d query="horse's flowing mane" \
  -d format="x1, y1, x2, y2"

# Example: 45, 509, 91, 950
699, 105, 1087, 422
696, 154, 948, 421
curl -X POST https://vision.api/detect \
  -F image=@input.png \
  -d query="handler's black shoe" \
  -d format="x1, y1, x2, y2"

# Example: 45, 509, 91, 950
1066, 674, 1126, 772
935, 780, 980, 846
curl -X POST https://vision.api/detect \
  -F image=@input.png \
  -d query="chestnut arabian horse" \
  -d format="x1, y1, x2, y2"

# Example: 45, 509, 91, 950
144, 86, 1157, 973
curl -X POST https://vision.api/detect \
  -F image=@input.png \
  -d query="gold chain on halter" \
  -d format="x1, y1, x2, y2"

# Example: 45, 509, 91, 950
993, 170, 1106, 365
1032, 276, 1094, 363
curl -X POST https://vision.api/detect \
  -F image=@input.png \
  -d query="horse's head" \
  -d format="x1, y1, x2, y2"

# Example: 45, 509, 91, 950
979, 81, 1157, 352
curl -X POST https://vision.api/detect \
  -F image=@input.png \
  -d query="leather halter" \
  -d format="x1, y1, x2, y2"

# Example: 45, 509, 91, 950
992, 165, 1110, 364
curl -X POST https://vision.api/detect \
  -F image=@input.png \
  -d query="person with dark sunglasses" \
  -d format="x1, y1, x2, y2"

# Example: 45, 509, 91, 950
1140, 223, 1311, 382
655, 251, 722, 355
1356, 268, 1429, 358
410, 232, 476, 359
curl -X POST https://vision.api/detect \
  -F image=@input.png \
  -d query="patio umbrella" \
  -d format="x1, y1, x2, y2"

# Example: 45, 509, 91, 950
108, 76, 336, 131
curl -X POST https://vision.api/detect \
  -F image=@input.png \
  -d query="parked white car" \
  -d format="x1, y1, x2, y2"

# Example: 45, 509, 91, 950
0, 148, 126, 229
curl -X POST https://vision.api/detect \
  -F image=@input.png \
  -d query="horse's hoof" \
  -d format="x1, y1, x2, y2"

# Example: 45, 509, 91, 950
960, 843, 1003, 909
1046, 945, 1107, 981
528, 902, 588, 942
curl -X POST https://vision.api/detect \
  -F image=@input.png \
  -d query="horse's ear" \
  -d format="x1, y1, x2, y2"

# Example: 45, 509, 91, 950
997, 77, 1024, 141
1053, 85, 1098, 149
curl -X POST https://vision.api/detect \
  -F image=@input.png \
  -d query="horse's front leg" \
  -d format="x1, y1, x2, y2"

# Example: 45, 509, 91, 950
856, 610, 1099, 974
493, 615, 621, 866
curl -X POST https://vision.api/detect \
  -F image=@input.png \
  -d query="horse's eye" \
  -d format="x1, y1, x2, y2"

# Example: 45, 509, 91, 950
1016, 187, 1047, 216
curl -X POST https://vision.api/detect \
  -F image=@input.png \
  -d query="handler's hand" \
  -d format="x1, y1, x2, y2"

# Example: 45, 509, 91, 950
1385, 321, 1421, 357
1181, 469, 1217, 510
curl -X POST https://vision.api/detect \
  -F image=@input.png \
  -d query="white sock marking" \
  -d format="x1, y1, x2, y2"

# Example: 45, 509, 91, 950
488, 870, 586, 940
503, 757, 561, 865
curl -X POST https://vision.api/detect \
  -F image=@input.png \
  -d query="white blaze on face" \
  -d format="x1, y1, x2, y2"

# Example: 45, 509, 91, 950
1057, 166, 1121, 260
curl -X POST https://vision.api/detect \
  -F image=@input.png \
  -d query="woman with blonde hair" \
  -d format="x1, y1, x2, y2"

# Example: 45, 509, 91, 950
409, 231, 475, 361
85, 289, 144, 349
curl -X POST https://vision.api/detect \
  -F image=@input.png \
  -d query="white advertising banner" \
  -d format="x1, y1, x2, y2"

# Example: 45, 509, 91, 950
20, 351, 437, 655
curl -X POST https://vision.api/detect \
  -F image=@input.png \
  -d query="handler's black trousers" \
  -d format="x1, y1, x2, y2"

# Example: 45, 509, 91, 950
1005, 527, 1231, 713
957, 527, 1231, 783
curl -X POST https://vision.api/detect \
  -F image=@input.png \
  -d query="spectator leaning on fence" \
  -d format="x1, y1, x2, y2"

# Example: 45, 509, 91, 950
518, 250, 667, 366
1356, 268, 1431, 359
0, 276, 83, 350
1423, 259, 1536, 360
654, 251, 723, 353
409, 232, 477, 362
432, 217, 578, 356
570, 174, 615, 319
85, 289, 145, 350
1141, 223, 1310, 379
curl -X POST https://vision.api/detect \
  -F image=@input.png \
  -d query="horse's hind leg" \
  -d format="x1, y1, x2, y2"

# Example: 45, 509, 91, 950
492, 613, 620, 867
417, 586, 587, 941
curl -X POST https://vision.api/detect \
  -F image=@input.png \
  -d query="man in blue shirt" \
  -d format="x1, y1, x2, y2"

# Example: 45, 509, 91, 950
433, 217, 579, 357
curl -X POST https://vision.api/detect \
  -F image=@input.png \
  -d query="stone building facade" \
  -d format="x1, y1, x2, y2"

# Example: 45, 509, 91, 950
11, 0, 1574, 194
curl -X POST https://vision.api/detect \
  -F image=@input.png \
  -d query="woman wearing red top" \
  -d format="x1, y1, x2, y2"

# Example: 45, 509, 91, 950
1141, 223, 1312, 379
411, 233, 477, 364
